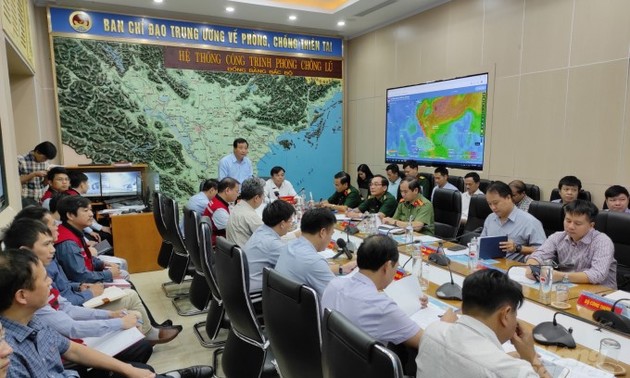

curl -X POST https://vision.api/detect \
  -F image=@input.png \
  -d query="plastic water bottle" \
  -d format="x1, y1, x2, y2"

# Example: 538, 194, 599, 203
405, 218, 414, 254
555, 274, 569, 305
468, 237, 479, 272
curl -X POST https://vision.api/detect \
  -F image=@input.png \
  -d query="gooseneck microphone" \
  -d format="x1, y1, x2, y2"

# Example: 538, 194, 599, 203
532, 312, 576, 348
333, 238, 353, 260
436, 260, 462, 301
593, 298, 630, 335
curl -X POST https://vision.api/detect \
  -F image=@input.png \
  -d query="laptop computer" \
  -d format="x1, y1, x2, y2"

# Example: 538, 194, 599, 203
478, 235, 507, 259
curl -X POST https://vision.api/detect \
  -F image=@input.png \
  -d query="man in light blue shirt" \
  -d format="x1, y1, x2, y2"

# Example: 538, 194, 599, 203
244, 200, 296, 292
386, 164, 402, 200
481, 182, 546, 262
431, 166, 459, 201
187, 178, 218, 215
218, 138, 253, 184
275, 208, 356, 298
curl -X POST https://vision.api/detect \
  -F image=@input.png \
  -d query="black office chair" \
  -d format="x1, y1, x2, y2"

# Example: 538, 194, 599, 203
214, 237, 278, 378
595, 211, 630, 291
528, 201, 564, 237
549, 188, 592, 202
478, 179, 493, 194
162, 196, 201, 315
447, 175, 465, 192
198, 219, 231, 352
152, 191, 173, 269
321, 309, 403, 378
432, 188, 462, 240
459, 195, 492, 244
262, 268, 322, 378
182, 208, 212, 337
524, 183, 541, 201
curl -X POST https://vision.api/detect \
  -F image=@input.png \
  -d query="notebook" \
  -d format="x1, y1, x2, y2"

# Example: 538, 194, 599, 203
478, 235, 507, 259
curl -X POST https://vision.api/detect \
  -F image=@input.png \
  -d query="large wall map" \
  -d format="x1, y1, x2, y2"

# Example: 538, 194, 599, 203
52, 36, 342, 202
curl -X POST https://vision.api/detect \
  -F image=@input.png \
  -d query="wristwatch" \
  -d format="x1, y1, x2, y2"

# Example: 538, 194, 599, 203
515, 244, 522, 253
338, 266, 343, 275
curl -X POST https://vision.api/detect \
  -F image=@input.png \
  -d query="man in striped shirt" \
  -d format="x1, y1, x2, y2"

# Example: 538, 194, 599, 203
526, 200, 617, 289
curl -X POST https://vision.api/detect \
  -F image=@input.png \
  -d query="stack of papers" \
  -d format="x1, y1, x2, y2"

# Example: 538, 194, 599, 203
83, 287, 129, 308
83, 328, 144, 356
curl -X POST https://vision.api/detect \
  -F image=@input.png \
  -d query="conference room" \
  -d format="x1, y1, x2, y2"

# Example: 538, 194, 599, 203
1, 0, 630, 377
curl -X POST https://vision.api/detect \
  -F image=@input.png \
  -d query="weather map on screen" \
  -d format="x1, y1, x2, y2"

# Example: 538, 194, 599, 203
385, 73, 488, 170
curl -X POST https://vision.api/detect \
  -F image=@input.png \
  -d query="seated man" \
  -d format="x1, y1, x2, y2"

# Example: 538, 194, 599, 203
461, 172, 484, 224
320, 171, 362, 212
604, 185, 630, 213
264, 166, 297, 203
552, 175, 582, 204
416, 270, 550, 377
385, 164, 403, 200
383, 178, 435, 236
41, 167, 70, 209
509, 180, 534, 212
4, 217, 181, 345
67, 171, 112, 242
54, 196, 124, 283
347, 175, 397, 218
203, 177, 240, 244
526, 200, 617, 288
481, 181, 546, 262
402, 160, 430, 198
0, 249, 212, 378
187, 178, 218, 215
431, 166, 459, 201
226, 177, 265, 247
275, 208, 356, 298
18, 141, 57, 205
244, 199, 295, 292
4, 218, 154, 363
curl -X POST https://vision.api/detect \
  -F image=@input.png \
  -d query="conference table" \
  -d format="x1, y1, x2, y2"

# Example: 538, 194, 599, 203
331, 224, 630, 374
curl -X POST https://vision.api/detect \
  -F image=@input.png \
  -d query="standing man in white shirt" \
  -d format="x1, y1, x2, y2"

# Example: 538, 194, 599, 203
461, 172, 484, 224
416, 269, 551, 378
264, 166, 297, 203
431, 166, 459, 201
218, 138, 253, 184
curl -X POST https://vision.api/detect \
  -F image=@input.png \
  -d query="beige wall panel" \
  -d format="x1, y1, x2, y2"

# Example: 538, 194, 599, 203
393, 15, 426, 88
564, 61, 627, 186
445, 0, 484, 74
571, 0, 630, 66
521, 0, 572, 74
347, 98, 377, 166
347, 33, 376, 101
408, 4, 450, 83
514, 69, 568, 179
488, 76, 519, 177
483, 0, 524, 78
621, 73, 630, 186
372, 25, 398, 96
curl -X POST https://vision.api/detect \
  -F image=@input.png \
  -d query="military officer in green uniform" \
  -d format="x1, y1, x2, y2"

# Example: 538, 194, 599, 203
347, 175, 397, 218
402, 160, 431, 199
321, 171, 362, 212
383, 177, 435, 236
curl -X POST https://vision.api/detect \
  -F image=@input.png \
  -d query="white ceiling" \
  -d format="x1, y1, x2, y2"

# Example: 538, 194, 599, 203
43, 0, 449, 39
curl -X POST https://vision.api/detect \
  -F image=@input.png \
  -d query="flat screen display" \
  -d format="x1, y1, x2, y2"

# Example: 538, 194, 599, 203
385, 73, 488, 170
83, 172, 101, 197
101, 171, 141, 197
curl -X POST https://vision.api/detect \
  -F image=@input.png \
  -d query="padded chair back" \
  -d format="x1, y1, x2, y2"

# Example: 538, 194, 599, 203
322, 309, 403, 378
464, 195, 492, 233
162, 195, 191, 283
447, 175, 465, 192
215, 236, 265, 347
432, 188, 462, 239
528, 201, 565, 237
549, 188, 592, 202
595, 211, 630, 269
199, 219, 228, 340
152, 191, 173, 268
183, 207, 211, 310
478, 179, 493, 194
524, 183, 541, 201
262, 268, 322, 378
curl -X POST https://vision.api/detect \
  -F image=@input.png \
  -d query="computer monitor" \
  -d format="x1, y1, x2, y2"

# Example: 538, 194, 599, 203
101, 171, 141, 197
83, 172, 102, 197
